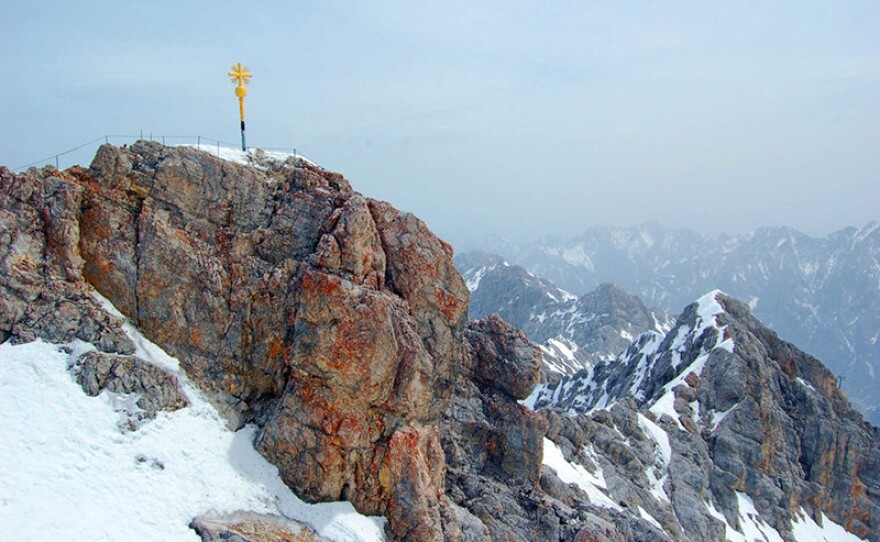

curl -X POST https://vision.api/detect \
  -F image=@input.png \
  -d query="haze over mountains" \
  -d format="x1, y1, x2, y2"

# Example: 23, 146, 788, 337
3, 144, 879, 541
462, 222, 880, 425
456, 251, 673, 378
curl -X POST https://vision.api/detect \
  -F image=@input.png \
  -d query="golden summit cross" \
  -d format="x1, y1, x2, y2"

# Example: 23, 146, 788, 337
228, 63, 252, 87
228, 63, 252, 151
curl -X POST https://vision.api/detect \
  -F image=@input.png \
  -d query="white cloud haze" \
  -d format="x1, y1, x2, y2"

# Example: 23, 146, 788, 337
4, 0, 878, 245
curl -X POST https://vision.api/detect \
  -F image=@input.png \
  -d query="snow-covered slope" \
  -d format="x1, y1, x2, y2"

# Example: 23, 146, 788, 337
533, 290, 878, 542
0, 296, 385, 542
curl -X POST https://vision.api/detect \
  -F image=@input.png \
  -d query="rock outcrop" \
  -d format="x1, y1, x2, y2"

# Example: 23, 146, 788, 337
0, 166, 132, 353
442, 314, 665, 541
72, 350, 188, 428
1, 143, 469, 541
77, 142, 470, 541
190, 512, 321, 542
534, 291, 880, 541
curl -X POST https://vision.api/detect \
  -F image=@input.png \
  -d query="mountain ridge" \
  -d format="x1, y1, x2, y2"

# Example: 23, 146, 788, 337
2, 144, 878, 541
470, 222, 880, 424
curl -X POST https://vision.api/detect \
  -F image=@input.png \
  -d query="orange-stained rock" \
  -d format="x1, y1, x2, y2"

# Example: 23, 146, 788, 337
74, 142, 469, 541
0, 165, 132, 353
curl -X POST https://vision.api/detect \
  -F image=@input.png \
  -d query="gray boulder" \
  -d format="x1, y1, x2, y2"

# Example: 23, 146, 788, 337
71, 350, 188, 428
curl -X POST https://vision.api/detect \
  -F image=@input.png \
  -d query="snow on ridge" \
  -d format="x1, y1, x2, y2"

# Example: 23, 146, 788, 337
695, 289, 726, 326
464, 264, 495, 292
853, 221, 880, 245
180, 143, 317, 169
647, 291, 735, 428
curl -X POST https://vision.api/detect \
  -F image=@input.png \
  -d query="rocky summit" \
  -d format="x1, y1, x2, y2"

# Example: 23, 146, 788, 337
2, 143, 879, 542
1, 142, 469, 541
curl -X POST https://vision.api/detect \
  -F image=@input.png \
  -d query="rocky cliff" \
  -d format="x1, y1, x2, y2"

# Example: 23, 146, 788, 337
2, 143, 471, 541
3, 144, 878, 542
532, 291, 880, 541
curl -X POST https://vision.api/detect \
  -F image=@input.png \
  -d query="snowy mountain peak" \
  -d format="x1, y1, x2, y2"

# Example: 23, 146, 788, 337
456, 250, 672, 378
535, 290, 879, 541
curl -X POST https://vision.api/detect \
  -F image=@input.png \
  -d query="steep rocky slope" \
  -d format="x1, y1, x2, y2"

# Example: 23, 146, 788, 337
531, 291, 880, 541
1, 143, 470, 540
441, 314, 665, 541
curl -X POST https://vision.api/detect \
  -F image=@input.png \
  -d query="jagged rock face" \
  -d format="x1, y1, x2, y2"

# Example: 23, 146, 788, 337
705, 297, 880, 541
534, 291, 880, 542
0, 166, 133, 353
441, 315, 664, 541
10, 142, 470, 541
445, 315, 545, 487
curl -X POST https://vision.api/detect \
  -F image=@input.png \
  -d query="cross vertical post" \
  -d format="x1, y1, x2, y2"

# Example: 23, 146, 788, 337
228, 63, 252, 152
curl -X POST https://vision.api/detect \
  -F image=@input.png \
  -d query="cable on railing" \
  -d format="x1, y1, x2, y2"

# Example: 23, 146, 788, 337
12, 137, 106, 172
11, 135, 309, 173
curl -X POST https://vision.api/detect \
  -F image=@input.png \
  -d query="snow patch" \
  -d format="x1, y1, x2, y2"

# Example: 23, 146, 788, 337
649, 391, 686, 432
797, 377, 818, 394
464, 264, 495, 292
724, 492, 786, 542
0, 335, 385, 542
560, 244, 596, 271
791, 507, 868, 542
542, 438, 621, 511
709, 404, 738, 432
637, 414, 671, 467
638, 506, 664, 531
696, 289, 726, 325
181, 144, 316, 169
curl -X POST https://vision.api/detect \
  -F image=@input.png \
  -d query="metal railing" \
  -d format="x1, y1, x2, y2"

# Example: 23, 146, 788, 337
11, 134, 306, 173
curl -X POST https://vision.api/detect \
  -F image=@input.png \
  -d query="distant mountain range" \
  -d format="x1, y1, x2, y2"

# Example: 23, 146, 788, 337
465, 222, 880, 425
456, 251, 673, 378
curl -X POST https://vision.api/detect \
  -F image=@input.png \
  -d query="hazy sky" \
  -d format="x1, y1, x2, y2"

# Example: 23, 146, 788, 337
4, 1, 879, 245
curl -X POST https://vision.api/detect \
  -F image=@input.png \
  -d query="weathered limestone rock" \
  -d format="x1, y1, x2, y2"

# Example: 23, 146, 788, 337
190, 512, 321, 542
441, 315, 665, 541
75, 142, 469, 541
72, 350, 188, 426
0, 166, 132, 353
465, 314, 542, 400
